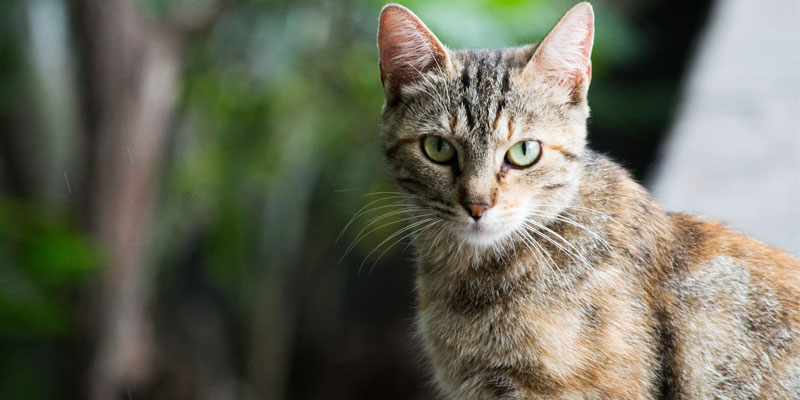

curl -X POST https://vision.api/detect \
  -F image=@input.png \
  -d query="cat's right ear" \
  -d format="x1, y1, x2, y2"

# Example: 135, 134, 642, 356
378, 4, 449, 98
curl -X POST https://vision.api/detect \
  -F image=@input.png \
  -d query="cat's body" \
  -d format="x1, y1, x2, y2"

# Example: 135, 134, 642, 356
377, 3, 800, 398
416, 151, 800, 398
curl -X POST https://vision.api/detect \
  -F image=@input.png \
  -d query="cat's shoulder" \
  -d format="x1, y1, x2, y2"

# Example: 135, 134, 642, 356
578, 150, 651, 202
580, 150, 639, 186
666, 212, 800, 292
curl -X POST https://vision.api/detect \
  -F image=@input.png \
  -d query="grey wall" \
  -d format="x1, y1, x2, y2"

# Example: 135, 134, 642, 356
651, 0, 800, 256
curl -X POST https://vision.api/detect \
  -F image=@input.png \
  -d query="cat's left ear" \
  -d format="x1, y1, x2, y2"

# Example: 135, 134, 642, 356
524, 2, 594, 104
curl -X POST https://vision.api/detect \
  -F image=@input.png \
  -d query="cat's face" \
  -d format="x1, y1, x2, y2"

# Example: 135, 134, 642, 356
378, 3, 594, 248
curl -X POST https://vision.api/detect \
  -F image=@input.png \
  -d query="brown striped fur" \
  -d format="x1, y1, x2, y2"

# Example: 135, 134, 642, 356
377, 3, 800, 398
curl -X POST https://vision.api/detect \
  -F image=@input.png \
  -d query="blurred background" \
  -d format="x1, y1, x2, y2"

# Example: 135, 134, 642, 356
0, 0, 796, 398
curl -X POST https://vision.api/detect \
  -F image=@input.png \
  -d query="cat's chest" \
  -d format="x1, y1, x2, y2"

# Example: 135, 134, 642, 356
414, 256, 652, 398
417, 272, 594, 385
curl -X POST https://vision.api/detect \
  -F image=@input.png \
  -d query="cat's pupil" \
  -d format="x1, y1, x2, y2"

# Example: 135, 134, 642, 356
522, 142, 528, 156
437, 138, 443, 152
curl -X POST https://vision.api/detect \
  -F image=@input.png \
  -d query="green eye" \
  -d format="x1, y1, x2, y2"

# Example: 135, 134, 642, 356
506, 140, 542, 167
422, 136, 456, 163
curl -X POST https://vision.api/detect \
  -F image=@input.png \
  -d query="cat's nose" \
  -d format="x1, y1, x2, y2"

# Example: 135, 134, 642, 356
463, 202, 491, 220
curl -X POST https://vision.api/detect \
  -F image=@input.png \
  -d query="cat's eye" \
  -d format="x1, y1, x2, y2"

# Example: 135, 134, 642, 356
506, 140, 542, 167
422, 136, 456, 164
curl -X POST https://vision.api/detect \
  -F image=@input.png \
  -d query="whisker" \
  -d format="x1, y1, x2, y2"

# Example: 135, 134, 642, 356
522, 203, 614, 252
514, 229, 566, 288
404, 219, 443, 251
427, 222, 450, 253
524, 209, 611, 250
361, 191, 425, 199
368, 219, 442, 275
342, 210, 432, 263
337, 196, 412, 243
524, 203, 612, 219
358, 217, 435, 276
522, 220, 591, 273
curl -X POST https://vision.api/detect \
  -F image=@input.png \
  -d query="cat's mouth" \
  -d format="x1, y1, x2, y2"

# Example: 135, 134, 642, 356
454, 218, 515, 247
469, 222, 492, 233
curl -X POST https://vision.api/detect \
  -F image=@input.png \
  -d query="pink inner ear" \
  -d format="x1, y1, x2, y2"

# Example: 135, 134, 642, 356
555, 26, 592, 87
378, 6, 446, 85
534, 4, 594, 89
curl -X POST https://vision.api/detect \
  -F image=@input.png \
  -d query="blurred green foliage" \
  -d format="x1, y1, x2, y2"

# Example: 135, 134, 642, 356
0, 199, 97, 337
0, 199, 98, 399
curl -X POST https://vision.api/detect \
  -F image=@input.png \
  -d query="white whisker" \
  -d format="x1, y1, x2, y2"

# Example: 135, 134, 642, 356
337, 196, 412, 243
342, 211, 432, 262
523, 219, 591, 270
524, 208, 612, 251
369, 219, 442, 274
359, 217, 435, 276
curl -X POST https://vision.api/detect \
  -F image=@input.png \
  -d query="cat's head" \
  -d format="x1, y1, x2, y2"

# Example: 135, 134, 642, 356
378, 3, 594, 248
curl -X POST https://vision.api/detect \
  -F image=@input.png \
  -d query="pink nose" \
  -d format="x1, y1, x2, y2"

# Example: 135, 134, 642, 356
464, 203, 491, 220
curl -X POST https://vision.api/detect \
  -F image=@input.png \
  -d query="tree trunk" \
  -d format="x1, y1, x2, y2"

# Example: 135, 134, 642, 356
68, 0, 181, 397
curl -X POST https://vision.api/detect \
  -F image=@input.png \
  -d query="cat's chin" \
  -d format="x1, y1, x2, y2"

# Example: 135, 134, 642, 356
453, 221, 516, 248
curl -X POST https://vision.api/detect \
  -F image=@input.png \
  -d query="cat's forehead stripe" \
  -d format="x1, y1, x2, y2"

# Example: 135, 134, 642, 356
461, 97, 475, 131
460, 58, 471, 88
501, 69, 511, 93
457, 51, 512, 138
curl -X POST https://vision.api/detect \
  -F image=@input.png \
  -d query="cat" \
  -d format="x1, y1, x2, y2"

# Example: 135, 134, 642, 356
376, 2, 800, 399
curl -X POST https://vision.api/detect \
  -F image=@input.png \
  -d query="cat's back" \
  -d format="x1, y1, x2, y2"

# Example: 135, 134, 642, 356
659, 212, 800, 397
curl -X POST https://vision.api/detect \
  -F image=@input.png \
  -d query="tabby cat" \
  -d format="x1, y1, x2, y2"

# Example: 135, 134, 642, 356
375, 2, 800, 398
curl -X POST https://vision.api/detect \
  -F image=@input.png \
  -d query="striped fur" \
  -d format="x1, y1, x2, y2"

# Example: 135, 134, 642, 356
377, 3, 800, 398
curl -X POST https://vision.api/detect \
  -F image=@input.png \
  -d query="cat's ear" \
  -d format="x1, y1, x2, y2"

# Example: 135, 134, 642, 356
378, 4, 449, 94
523, 2, 594, 103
